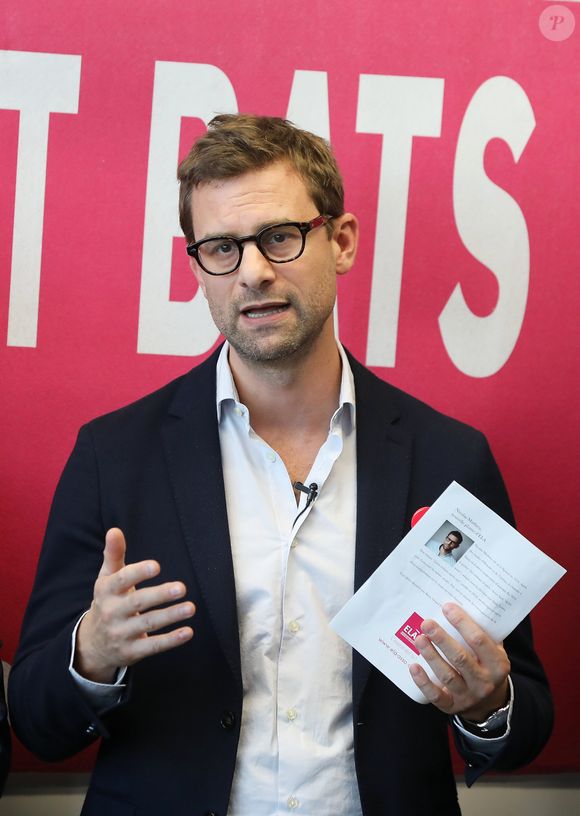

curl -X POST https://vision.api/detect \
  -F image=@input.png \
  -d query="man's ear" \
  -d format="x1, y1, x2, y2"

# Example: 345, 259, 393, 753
332, 213, 359, 276
189, 256, 207, 297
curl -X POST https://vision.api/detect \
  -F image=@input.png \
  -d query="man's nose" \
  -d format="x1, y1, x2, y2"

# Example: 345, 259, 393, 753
236, 242, 276, 288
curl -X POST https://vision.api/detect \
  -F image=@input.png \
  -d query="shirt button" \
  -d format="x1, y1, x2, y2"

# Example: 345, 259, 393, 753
289, 620, 300, 634
234, 407, 242, 416
286, 708, 298, 722
266, 451, 276, 463
287, 796, 299, 809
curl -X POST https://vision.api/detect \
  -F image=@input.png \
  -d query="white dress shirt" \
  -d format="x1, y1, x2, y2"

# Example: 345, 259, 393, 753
217, 342, 362, 815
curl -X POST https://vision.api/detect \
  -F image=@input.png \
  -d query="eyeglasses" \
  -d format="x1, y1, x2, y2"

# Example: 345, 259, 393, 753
186, 214, 333, 276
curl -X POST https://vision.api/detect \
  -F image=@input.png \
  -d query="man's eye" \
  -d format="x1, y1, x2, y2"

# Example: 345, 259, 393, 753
206, 240, 236, 256
263, 229, 293, 246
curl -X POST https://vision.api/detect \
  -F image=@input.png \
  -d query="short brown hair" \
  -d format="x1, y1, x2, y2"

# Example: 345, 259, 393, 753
177, 113, 344, 243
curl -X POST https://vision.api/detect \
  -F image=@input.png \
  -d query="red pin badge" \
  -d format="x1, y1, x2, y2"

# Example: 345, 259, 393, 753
411, 507, 430, 527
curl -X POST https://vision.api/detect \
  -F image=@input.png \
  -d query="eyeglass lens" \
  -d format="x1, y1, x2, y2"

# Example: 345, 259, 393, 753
198, 224, 304, 274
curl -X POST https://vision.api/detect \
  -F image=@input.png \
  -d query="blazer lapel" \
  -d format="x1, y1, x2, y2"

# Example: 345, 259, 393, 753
161, 349, 241, 686
349, 355, 414, 714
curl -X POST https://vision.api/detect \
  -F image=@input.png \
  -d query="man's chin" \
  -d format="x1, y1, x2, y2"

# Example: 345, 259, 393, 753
227, 326, 322, 364
229, 337, 305, 363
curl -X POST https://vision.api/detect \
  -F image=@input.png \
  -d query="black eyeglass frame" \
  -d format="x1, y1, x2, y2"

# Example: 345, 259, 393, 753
186, 214, 334, 276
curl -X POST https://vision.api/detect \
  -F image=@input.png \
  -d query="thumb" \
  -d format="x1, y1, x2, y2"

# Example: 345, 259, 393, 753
99, 527, 127, 577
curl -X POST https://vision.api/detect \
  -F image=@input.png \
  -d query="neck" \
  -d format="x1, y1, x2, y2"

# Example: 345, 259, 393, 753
228, 331, 342, 436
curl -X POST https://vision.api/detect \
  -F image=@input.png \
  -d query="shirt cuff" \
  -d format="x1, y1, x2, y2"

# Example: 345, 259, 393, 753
452, 675, 514, 752
69, 612, 127, 710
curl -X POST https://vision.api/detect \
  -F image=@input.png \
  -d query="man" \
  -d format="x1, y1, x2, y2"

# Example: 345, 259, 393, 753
9, 115, 552, 815
426, 530, 463, 564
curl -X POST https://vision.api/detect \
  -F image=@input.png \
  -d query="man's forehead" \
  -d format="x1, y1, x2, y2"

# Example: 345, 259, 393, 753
193, 161, 305, 195
190, 163, 315, 232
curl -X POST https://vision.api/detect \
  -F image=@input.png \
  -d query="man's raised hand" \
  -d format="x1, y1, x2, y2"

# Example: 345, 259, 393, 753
74, 528, 195, 683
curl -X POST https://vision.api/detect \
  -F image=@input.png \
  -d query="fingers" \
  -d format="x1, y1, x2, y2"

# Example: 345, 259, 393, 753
99, 589, 195, 669
101, 559, 161, 595
417, 619, 479, 685
96, 529, 163, 594
99, 528, 127, 577
409, 662, 454, 711
410, 628, 466, 714
415, 631, 465, 688
124, 626, 194, 664
441, 603, 506, 671
99, 529, 164, 593
123, 600, 195, 640
109, 580, 195, 631
432, 605, 509, 686
408, 603, 510, 716
121, 581, 188, 615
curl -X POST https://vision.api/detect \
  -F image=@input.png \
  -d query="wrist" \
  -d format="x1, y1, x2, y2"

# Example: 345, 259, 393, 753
75, 614, 118, 684
74, 654, 118, 685
459, 700, 510, 734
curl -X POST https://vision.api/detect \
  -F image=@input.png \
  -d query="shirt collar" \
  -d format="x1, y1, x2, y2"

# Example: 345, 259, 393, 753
215, 341, 356, 431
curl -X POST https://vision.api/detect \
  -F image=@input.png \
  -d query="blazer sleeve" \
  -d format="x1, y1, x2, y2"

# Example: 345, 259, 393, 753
8, 425, 129, 761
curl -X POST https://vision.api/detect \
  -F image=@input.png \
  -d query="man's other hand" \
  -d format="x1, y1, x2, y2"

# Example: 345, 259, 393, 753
408, 602, 510, 721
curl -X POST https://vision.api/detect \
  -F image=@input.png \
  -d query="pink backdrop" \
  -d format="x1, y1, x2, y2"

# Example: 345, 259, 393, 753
1, 0, 578, 772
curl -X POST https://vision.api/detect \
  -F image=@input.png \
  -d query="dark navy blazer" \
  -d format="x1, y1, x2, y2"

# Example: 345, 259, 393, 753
9, 349, 553, 816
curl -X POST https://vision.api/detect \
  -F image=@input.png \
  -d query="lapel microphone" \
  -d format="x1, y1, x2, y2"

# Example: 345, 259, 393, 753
292, 482, 319, 527
293, 481, 319, 508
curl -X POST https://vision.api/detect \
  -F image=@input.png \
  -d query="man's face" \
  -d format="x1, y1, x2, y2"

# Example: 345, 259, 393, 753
189, 162, 356, 365
442, 534, 461, 553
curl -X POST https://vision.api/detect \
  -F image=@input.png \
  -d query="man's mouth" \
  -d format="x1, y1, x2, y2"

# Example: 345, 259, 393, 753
241, 303, 290, 319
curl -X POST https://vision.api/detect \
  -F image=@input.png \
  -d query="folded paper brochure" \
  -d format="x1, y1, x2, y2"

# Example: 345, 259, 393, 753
330, 481, 566, 703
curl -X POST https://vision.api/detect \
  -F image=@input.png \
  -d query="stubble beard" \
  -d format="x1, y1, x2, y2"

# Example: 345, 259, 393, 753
210, 293, 335, 364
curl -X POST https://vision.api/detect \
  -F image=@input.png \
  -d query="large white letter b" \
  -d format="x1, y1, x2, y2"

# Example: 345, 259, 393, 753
138, 62, 236, 356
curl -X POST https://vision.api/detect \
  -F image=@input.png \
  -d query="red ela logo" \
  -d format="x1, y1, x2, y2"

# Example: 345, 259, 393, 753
395, 612, 425, 656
